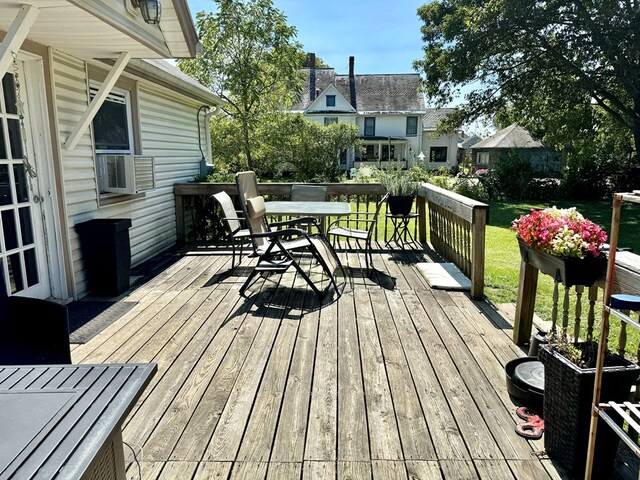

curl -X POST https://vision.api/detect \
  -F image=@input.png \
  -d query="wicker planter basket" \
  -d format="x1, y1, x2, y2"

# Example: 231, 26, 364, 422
539, 343, 640, 478
517, 238, 606, 287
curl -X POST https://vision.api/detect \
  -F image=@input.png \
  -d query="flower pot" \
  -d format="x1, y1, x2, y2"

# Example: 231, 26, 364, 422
387, 195, 414, 216
539, 343, 640, 478
517, 237, 606, 287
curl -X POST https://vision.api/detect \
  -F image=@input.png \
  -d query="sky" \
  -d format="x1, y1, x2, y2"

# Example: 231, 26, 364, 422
186, 0, 427, 75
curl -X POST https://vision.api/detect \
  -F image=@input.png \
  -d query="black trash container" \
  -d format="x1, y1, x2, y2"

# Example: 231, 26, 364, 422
75, 218, 132, 296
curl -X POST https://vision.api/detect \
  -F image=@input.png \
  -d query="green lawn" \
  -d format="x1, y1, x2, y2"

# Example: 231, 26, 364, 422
485, 200, 640, 353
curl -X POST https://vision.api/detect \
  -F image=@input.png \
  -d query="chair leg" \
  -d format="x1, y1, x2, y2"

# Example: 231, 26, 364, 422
239, 269, 260, 297
231, 239, 236, 269
290, 258, 324, 298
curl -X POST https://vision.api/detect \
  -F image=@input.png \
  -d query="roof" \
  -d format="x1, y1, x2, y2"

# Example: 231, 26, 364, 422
459, 133, 483, 149
126, 59, 223, 106
471, 123, 546, 149
423, 108, 457, 130
292, 69, 425, 113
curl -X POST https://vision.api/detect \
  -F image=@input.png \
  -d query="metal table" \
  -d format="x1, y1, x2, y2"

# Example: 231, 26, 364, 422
385, 212, 419, 249
0, 363, 156, 480
265, 201, 351, 217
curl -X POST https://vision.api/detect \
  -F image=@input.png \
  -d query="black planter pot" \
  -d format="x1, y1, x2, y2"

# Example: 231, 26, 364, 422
539, 343, 640, 478
387, 195, 414, 216
517, 237, 606, 287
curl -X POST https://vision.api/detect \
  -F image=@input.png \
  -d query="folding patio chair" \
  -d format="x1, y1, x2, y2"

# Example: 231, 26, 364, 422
212, 191, 251, 269
327, 193, 389, 275
290, 184, 327, 202
236, 171, 345, 298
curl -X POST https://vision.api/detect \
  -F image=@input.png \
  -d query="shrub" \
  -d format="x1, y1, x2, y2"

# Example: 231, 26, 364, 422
482, 152, 535, 200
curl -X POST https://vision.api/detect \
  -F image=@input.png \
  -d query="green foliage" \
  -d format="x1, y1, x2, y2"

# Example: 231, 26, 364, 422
481, 153, 535, 201
302, 53, 329, 68
379, 170, 420, 197
178, 0, 305, 168
414, 0, 640, 161
207, 112, 359, 182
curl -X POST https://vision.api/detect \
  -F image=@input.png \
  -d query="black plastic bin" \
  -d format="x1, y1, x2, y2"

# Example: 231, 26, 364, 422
75, 218, 132, 296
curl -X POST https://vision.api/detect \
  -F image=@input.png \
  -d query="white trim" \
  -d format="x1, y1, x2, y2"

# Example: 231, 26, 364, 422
64, 51, 131, 151
305, 84, 355, 114
0, 5, 39, 77
22, 56, 68, 299
90, 82, 134, 155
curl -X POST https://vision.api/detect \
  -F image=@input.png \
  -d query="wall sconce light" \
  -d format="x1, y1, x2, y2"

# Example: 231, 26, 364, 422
139, 0, 161, 24
417, 151, 426, 162
130, 0, 140, 7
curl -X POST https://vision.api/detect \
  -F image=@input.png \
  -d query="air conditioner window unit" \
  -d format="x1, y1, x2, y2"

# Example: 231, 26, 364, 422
97, 155, 155, 195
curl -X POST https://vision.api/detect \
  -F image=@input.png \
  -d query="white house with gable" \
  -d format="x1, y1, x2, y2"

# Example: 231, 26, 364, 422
0, 1, 223, 301
292, 56, 426, 170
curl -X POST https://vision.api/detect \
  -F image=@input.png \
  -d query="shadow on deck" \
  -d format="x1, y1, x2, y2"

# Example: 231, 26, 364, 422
70, 242, 638, 480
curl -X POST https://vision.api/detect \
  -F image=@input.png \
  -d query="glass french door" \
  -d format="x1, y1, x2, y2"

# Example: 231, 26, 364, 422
0, 67, 49, 297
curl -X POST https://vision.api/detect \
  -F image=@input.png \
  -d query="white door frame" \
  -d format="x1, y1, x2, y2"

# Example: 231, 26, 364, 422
19, 51, 66, 299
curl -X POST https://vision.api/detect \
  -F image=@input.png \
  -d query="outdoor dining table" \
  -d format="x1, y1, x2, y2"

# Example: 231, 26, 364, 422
265, 200, 351, 232
0, 363, 156, 480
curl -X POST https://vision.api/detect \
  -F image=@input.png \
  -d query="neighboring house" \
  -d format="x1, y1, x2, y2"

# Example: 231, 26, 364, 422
421, 107, 461, 171
457, 133, 483, 166
471, 123, 561, 174
290, 56, 427, 171
0, 1, 223, 301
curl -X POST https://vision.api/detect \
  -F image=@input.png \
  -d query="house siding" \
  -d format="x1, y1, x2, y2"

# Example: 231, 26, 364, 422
51, 51, 205, 298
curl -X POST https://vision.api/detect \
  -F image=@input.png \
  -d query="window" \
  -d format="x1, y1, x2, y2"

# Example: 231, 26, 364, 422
364, 117, 375, 137
90, 84, 133, 154
477, 152, 490, 165
326, 95, 336, 107
406, 116, 418, 136
324, 117, 338, 126
90, 83, 153, 198
430, 146, 448, 163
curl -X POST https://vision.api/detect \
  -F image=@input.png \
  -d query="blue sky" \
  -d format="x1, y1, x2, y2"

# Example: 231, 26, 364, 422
186, 0, 427, 75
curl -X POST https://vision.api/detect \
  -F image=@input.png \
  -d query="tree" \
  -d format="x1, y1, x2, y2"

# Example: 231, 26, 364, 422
178, 0, 305, 169
414, 0, 640, 160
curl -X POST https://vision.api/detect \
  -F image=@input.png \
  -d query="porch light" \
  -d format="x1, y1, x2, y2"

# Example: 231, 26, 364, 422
417, 151, 426, 162
139, 0, 161, 24
130, 0, 140, 7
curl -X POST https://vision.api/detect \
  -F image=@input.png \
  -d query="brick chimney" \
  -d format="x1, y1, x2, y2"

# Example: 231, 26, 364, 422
348, 55, 356, 109
309, 52, 316, 102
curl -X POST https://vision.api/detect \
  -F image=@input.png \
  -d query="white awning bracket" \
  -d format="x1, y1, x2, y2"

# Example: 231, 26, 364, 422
0, 5, 39, 77
64, 51, 132, 151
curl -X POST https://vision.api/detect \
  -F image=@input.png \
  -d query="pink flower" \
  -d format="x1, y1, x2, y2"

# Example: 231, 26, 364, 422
512, 207, 607, 258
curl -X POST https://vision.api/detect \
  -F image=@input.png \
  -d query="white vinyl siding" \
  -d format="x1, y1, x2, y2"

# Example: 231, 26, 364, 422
51, 51, 205, 298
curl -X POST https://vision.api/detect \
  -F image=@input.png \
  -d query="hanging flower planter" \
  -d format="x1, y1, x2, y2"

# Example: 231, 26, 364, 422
517, 238, 606, 287
512, 207, 608, 286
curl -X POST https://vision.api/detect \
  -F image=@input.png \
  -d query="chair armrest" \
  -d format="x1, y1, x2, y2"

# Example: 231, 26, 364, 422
271, 217, 320, 228
248, 228, 307, 239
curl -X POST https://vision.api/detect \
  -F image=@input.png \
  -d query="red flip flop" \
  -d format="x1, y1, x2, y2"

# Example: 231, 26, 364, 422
515, 407, 544, 439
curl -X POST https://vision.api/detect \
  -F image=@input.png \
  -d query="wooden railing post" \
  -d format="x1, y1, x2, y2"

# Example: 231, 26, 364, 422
471, 206, 487, 299
175, 188, 185, 245
417, 195, 427, 243
513, 260, 539, 345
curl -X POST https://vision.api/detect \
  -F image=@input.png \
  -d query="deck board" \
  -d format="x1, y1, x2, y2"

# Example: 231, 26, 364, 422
72, 244, 608, 479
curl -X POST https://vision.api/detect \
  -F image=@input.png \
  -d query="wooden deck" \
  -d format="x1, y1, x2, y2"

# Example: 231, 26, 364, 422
70, 244, 636, 480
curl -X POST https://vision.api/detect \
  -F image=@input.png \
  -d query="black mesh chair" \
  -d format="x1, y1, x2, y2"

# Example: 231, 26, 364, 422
0, 273, 71, 365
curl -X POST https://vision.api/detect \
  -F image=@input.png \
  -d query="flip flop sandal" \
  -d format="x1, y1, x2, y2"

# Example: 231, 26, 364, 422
516, 406, 540, 421
515, 421, 544, 440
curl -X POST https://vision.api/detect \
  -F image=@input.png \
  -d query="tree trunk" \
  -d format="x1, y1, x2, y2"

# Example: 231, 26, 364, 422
240, 116, 253, 169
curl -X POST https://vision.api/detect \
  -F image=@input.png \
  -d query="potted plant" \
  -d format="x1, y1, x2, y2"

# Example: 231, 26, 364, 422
511, 207, 607, 286
539, 339, 640, 478
378, 169, 419, 215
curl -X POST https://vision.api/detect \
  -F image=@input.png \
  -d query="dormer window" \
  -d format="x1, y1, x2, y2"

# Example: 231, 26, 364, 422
326, 95, 336, 107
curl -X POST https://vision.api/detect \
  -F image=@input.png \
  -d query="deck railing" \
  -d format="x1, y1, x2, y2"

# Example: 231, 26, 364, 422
513, 251, 640, 356
417, 183, 489, 299
174, 181, 488, 299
